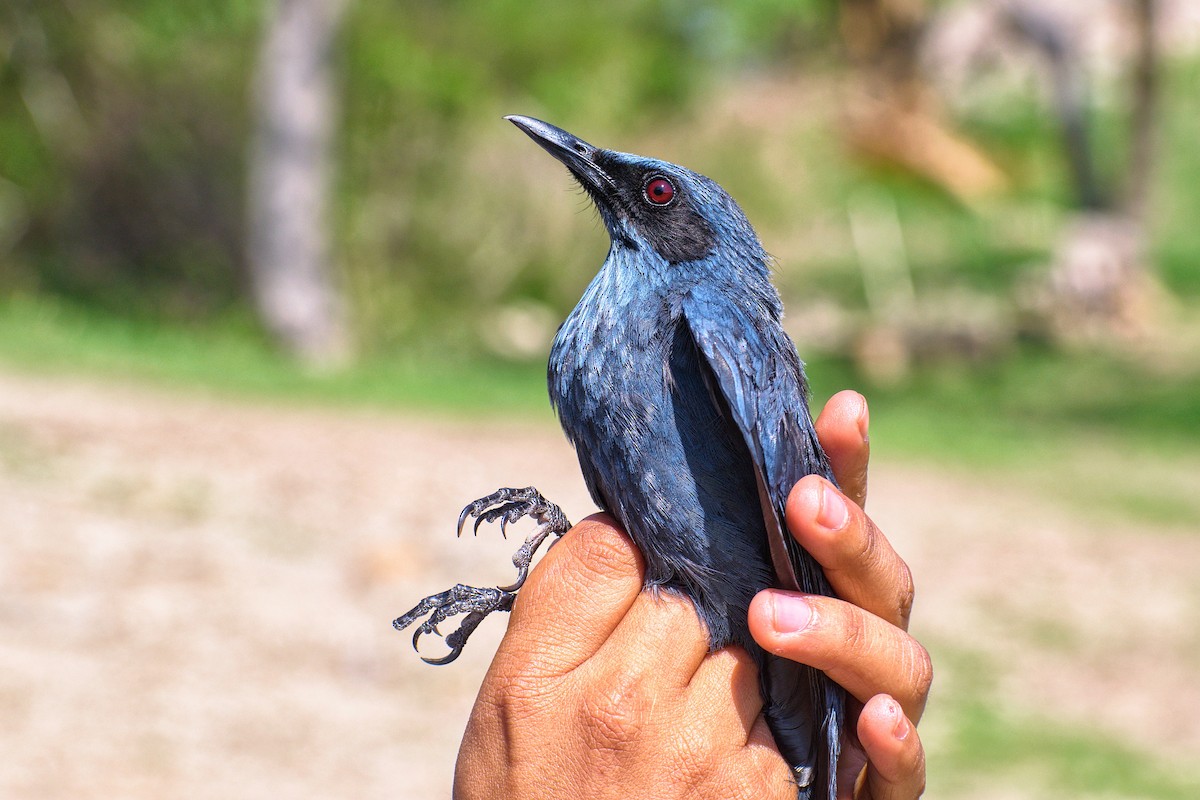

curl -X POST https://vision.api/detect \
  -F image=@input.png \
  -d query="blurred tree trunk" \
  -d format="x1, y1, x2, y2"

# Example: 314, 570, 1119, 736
838, 0, 1007, 203
1038, 0, 1162, 341
838, 0, 1010, 379
247, 0, 351, 367
1124, 0, 1159, 225
1001, 3, 1104, 210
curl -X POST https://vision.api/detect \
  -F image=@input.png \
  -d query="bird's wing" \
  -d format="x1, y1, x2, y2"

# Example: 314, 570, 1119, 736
681, 289, 834, 595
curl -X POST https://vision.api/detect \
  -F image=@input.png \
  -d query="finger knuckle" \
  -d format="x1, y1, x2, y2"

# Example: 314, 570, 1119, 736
492, 665, 556, 705
846, 512, 883, 572
571, 523, 639, 580
837, 605, 869, 655
578, 669, 649, 758
667, 732, 714, 791
483, 666, 562, 727
908, 643, 934, 701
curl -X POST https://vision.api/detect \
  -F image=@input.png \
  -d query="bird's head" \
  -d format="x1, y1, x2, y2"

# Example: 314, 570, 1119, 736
507, 115, 767, 272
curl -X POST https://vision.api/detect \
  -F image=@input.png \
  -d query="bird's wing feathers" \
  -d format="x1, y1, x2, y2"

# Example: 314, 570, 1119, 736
681, 289, 834, 595
684, 290, 844, 800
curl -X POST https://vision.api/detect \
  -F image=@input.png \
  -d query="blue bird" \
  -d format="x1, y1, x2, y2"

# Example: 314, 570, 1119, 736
396, 116, 844, 799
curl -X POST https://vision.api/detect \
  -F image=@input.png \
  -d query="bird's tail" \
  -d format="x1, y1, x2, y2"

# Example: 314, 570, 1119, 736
762, 653, 844, 800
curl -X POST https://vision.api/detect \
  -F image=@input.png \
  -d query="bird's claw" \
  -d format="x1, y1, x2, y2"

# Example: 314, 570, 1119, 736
394, 583, 517, 665
458, 486, 572, 592
396, 487, 572, 663
457, 486, 571, 541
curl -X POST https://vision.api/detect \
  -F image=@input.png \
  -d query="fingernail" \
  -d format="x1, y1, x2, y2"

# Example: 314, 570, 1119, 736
856, 395, 870, 444
770, 593, 812, 633
883, 700, 907, 743
816, 483, 848, 531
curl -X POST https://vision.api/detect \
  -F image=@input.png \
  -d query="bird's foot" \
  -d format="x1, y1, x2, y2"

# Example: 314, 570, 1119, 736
394, 487, 572, 664
393, 584, 516, 664
457, 486, 572, 592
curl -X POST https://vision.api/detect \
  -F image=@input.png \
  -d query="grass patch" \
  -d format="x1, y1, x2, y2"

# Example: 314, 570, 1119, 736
0, 295, 552, 420
806, 349, 1200, 465
820, 353, 1200, 529
923, 645, 1200, 799
2, 294, 1198, 529
932, 702, 1200, 799
7, 295, 1199, 453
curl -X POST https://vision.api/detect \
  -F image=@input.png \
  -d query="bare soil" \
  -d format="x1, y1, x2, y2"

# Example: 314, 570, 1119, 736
0, 370, 1196, 799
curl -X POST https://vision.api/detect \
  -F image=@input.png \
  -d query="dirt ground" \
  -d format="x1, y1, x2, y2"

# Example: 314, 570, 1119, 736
1, 369, 1197, 798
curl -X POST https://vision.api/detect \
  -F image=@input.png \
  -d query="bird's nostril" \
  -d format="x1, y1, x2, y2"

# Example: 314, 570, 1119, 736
574, 143, 588, 155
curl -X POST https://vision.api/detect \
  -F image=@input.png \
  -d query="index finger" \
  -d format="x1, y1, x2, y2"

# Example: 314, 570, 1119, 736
786, 476, 914, 630
499, 513, 645, 676
815, 390, 870, 509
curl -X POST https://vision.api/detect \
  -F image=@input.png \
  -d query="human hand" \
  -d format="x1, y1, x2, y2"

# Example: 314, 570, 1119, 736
749, 391, 930, 799
453, 511, 791, 798
453, 391, 930, 799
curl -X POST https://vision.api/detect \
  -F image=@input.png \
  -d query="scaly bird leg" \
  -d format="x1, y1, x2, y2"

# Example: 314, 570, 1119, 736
393, 487, 572, 664
458, 486, 572, 591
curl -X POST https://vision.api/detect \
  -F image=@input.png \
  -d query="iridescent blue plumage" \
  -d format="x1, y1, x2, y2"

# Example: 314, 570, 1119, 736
514, 115, 845, 799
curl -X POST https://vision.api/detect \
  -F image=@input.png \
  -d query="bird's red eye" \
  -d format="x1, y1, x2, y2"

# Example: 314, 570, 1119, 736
644, 177, 675, 206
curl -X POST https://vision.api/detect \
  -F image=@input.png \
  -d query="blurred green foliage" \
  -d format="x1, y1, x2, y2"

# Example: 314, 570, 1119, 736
0, 0, 262, 318
925, 644, 1200, 799
0, 0, 828, 349
2, 0, 1198, 482
337, 0, 830, 351
3, 1, 1198, 359
1152, 58, 1200, 295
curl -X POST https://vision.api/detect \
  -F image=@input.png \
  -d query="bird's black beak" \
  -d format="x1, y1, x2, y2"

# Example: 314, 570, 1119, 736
505, 115, 618, 203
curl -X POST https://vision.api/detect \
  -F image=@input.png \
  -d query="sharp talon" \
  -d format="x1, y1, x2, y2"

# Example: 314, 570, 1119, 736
498, 569, 526, 593
411, 625, 433, 652
457, 506, 473, 537
422, 647, 463, 666
498, 560, 527, 592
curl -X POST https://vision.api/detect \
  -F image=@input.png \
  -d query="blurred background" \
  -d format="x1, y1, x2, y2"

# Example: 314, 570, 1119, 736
1, 0, 1198, 797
